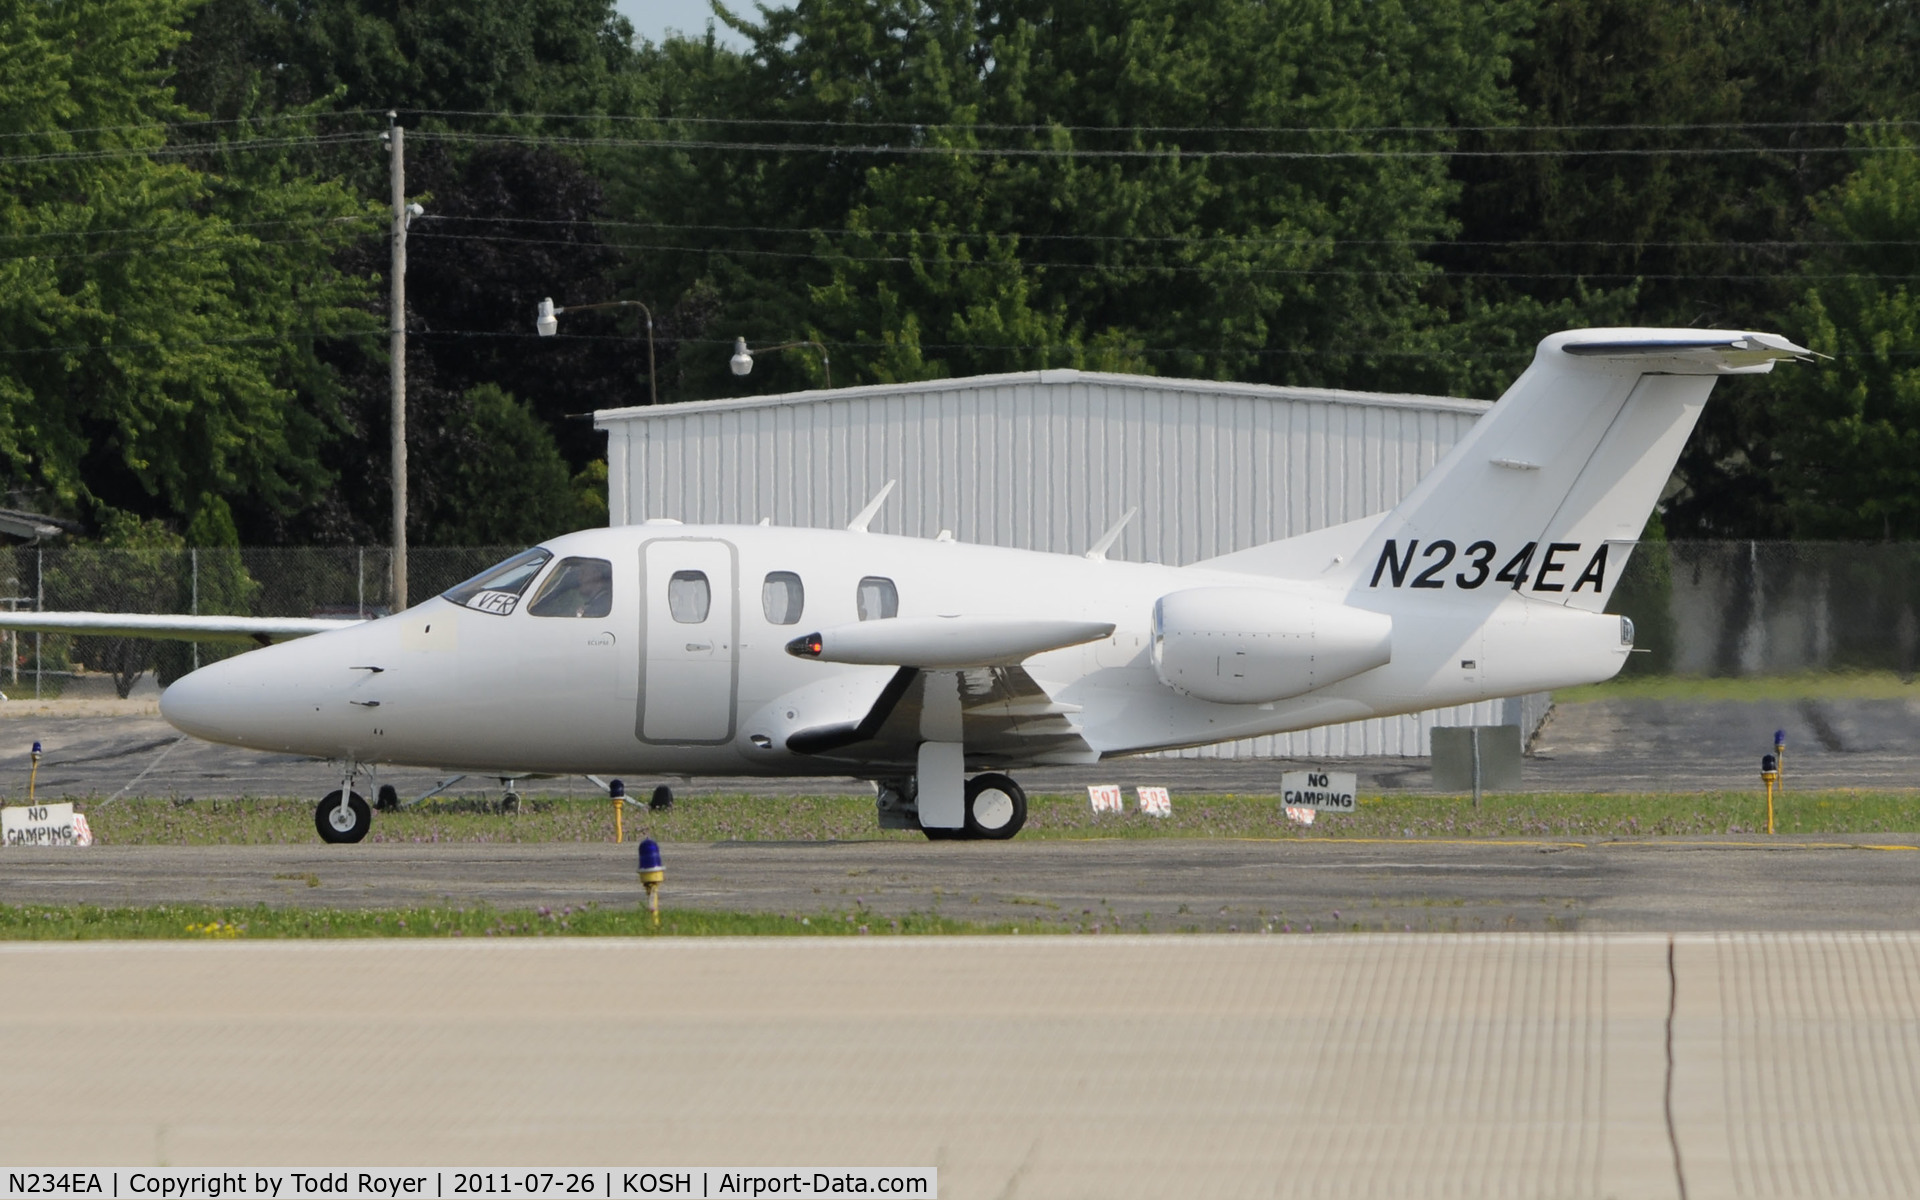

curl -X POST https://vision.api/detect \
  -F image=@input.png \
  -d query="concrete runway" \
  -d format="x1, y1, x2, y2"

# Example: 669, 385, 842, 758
7, 934, 1920, 1198
5, 837, 1920, 932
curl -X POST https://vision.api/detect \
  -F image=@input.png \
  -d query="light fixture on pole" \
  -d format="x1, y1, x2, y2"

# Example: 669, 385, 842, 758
535, 297, 657, 405
729, 336, 831, 390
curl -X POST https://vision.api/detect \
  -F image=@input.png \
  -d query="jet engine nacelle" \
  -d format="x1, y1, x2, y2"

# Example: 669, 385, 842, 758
1151, 587, 1393, 704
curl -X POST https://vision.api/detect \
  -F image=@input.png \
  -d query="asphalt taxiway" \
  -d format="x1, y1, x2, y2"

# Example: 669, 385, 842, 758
5, 836, 1918, 931
5, 688, 1920, 801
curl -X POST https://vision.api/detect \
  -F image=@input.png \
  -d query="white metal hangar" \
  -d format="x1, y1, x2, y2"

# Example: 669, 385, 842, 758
594, 369, 1548, 758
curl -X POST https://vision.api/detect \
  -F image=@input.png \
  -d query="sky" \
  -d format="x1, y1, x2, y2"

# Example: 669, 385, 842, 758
618, 0, 777, 47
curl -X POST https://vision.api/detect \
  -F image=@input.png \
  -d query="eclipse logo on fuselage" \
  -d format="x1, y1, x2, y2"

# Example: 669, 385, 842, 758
1367, 539, 1608, 593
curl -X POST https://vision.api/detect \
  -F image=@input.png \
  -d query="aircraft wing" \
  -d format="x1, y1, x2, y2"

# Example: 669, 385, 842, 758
0, 611, 363, 645
786, 615, 1114, 668
787, 664, 1097, 769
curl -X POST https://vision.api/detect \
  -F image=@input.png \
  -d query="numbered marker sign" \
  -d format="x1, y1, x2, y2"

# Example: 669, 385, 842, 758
2, 802, 89, 847
1135, 787, 1171, 817
1087, 784, 1124, 814
1279, 770, 1358, 813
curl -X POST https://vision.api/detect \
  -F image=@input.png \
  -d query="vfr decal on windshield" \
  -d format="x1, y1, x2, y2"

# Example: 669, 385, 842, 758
1368, 539, 1608, 593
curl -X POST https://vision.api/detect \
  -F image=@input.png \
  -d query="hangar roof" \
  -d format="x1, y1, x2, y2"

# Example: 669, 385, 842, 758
594, 368, 1488, 425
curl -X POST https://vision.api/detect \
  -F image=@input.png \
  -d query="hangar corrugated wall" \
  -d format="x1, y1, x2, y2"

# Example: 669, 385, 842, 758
595, 369, 1548, 757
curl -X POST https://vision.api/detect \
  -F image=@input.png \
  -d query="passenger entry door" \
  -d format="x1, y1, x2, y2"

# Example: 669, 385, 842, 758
639, 539, 738, 744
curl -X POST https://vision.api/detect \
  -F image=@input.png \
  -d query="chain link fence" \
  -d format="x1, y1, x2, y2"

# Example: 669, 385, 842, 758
2, 546, 514, 699
2, 540, 1915, 699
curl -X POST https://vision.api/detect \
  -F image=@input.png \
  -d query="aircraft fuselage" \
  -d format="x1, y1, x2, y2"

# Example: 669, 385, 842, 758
158, 520, 1628, 778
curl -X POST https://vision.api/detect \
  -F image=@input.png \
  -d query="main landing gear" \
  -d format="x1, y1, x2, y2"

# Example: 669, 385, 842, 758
962, 773, 1026, 839
888, 772, 1028, 841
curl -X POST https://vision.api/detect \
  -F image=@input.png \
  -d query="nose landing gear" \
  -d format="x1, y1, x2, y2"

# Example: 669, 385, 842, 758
315, 759, 374, 843
315, 789, 372, 843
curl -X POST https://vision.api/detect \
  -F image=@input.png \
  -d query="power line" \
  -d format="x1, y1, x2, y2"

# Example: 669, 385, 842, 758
10, 209, 1914, 259
0, 132, 370, 167
425, 212, 1920, 250
0, 214, 379, 245
0, 328, 383, 358
12, 222, 1911, 282
411, 129, 1919, 161
406, 229, 1918, 282
411, 108, 1920, 137
0, 109, 386, 143
11, 208, 1914, 253
11, 222, 1904, 282
7, 322, 1910, 364
4, 123, 1909, 169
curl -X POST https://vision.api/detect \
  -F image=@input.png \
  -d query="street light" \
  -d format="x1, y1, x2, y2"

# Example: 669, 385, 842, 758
729, 336, 831, 390
535, 297, 657, 405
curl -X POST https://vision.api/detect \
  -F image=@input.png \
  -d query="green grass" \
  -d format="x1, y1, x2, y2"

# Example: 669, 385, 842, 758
50, 787, 1920, 845
0, 901, 1030, 940
1557, 668, 1920, 703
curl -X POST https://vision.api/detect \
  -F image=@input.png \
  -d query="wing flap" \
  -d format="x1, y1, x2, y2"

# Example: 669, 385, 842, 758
785, 664, 1096, 768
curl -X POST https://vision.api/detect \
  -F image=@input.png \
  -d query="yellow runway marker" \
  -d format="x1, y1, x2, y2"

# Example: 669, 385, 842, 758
1226, 836, 1590, 849
1594, 839, 1920, 852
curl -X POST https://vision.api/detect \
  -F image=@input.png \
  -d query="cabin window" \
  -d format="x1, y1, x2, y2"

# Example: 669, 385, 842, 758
668, 570, 711, 623
443, 548, 552, 616
762, 571, 805, 625
856, 575, 898, 621
528, 557, 614, 618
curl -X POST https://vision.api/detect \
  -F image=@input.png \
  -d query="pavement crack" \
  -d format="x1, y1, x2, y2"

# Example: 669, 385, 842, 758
1666, 934, 1689, 1200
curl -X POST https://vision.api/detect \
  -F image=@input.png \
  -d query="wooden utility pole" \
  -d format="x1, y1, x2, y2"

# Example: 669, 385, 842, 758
388, 111, 409, 611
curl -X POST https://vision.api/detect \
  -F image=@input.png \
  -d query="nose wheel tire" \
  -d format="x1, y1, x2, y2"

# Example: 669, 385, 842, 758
964, 773, 1027, 840
316, 790, 372, 843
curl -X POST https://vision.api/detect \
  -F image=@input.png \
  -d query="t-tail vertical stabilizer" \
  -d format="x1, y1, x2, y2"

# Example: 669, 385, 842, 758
1208, 329, 1807, 611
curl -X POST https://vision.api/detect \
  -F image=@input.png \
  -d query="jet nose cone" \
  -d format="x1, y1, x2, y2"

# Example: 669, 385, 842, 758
159, 660, 243, 742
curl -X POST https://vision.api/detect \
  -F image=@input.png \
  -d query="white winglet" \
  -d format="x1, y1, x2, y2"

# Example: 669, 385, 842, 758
846, 480, 897, 532
1084, 507, 1139, 560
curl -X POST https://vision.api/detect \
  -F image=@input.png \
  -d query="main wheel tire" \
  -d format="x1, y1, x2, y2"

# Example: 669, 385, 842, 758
315, 790, 372, 843
921, 826, 963, 841
375, 784, 399, 811
649, 784, 674, 812
964, 773, 1027, 840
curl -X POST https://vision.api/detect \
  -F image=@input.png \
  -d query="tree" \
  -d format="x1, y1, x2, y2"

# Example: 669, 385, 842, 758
1758, 140, 1920, 540
0, 0, 373, 536
423, 383, 578, 545
627, 0, 1537, 399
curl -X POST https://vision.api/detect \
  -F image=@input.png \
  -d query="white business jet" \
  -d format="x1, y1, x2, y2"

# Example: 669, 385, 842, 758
1, 329, 1807, 842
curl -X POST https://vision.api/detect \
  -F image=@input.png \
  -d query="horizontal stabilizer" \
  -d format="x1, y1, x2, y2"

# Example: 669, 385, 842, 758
787, 616, 1115, 668
1558, 331, 1810, 373
0, 611, 363, 645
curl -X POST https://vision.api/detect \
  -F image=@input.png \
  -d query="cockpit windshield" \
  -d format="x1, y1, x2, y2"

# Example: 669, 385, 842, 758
528, 557, 614, 618
443, 548, 552, 615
